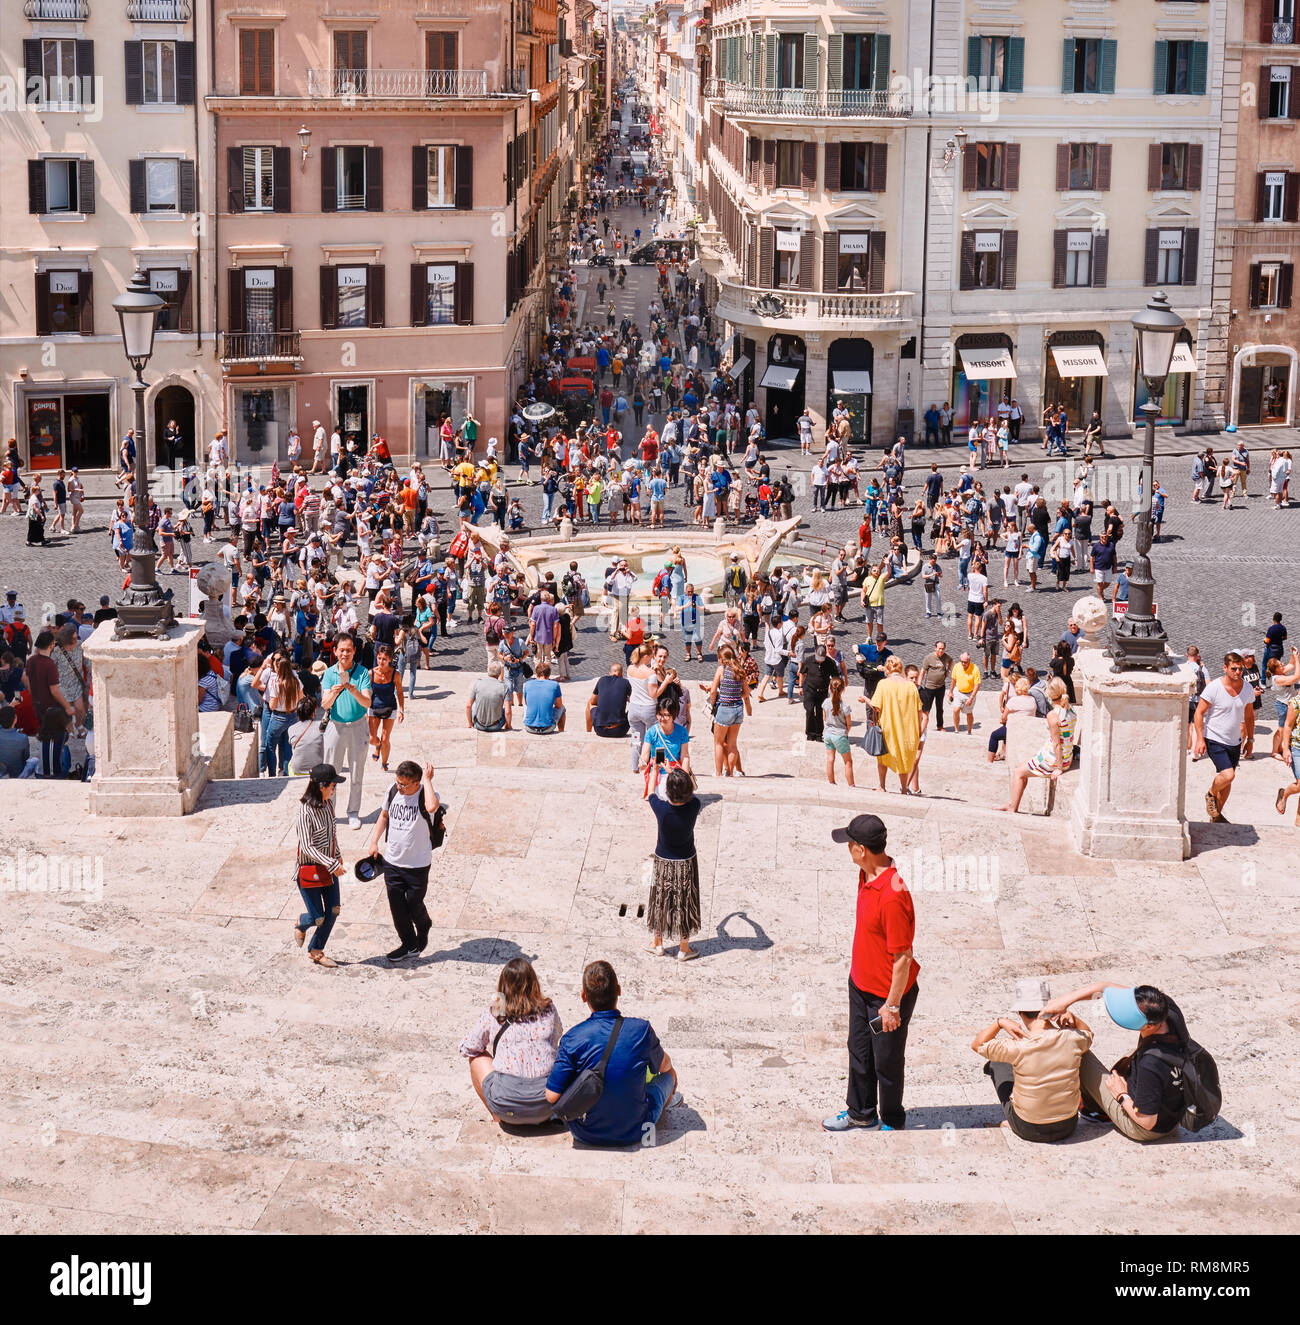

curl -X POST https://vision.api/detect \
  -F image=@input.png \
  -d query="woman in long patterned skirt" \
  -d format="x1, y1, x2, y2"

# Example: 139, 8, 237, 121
646, 767, 702, 962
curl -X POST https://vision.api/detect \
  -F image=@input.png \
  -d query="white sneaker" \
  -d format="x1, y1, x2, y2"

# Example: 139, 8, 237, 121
348, 814, 361, 830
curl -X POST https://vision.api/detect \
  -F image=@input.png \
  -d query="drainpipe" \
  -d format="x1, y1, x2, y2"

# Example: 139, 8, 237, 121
917, 0, 936, 393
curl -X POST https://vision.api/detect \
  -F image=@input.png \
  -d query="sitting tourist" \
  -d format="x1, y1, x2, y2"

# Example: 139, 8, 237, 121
586, 661, 631, 737
522, 661, 565, 733
467, 659, 513, 732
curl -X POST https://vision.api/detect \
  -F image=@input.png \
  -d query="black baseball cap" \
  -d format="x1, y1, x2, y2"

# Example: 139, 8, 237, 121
354, 853, 383, 882
831, 814, 888, 851
309, 763, 346, 786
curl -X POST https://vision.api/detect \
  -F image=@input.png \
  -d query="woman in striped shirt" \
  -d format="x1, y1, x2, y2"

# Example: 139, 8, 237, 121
295, 764, 347, 967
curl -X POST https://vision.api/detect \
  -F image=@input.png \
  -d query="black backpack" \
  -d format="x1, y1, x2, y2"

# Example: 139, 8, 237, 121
385, 784, 447, 850
1141, 1037, 1222, 1133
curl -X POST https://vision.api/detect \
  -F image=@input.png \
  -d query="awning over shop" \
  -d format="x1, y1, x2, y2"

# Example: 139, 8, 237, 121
832, 370, 873, 394
958, 346, 1017, 380
728, 355, 751, 379
1050, 344, 1108, 377
1169, 343, 1198, 373
761, 364, 801, 391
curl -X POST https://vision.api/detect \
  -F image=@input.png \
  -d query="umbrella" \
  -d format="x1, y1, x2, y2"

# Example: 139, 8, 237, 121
522, 402, 556, 422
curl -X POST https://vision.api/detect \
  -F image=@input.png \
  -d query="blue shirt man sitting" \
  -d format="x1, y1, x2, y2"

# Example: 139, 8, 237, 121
546, 960, 680, 1146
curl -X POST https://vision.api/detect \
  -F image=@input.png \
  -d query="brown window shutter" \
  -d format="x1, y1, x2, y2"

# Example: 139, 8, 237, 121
257, 30, 273, 95
1256, 172, 1268, 221
1187, 144, 1203, 191
275, 266, 294, 332
367, 264, 385, 328
964, 144, 979, 192
176, 270, 193, 333
319, 265, 337, 330
959, 232, 977, 289
823, 231, 838, 292
227, 268, 245, 332
227, 146, 244, 212
824, 142, 840, 191
746, 137, 759, 187
759, 227, 774, 287
24, 41, 42, 88
28, 160, 46, 214
365, 147, 383, 210
272, 147, 290, 211
1004, 143, 1021, 192
1262, 9, 1278, 44
124, 41, 143, 105
321, 148, 337, 211
1286, 171, 1300, 222
1249, 263, 1263, 308
1056, 143, 1070, 192
999, 230, 1018, 290
454, 262, 474, 325
1148, 144, 1162, 191
763, 140, 775, 189
410, 264, 427, 325
78, 160, 95, 214
1095, 144, 1111, 191
239, 30, 254, 92
1091, 232, 1109, 288
870, 142, 888, 192
1052, 230, 1068, 288
76, 40, 94, 99
868, 231, 885, 293
412, 145, 427, 210
78, 270, 93, 335
129, 159, 146, 213
798, 231, 815, 290
179, 160, 196, 213
1143, 230, 1159, 285
1181, 228, 1198, 285
35, 273, 50, 337
1280, 264, 1294, 309
454, 145, 473, 209
177, 41, 196, 105
801, 141, 816, 190
1292, 67, 1300, 119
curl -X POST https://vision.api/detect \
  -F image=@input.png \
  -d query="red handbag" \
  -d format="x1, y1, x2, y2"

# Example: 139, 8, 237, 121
297, 863, 334, 888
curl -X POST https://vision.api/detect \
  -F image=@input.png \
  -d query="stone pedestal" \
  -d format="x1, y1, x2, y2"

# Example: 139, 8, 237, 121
1070, 649, 1195, 861
83, 620, 209, 817
559, 516, 575, 542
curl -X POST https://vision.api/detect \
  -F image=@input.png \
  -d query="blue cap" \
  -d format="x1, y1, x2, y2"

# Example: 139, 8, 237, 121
1103, 986, 1147, 1031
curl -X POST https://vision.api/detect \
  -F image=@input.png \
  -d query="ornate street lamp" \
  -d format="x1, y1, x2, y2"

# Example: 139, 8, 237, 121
112, 269, 175, 638
1108, 290, 1183, 672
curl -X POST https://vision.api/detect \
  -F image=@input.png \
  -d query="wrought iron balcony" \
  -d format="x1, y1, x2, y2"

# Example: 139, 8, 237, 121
24, 0, 89, 17
305, 67, 492, 98
705, 81, 911, 118
1274, 19, 1296, 44
219, 332, 301, 365
126, 0, 192, 17
713, 278, 914, 330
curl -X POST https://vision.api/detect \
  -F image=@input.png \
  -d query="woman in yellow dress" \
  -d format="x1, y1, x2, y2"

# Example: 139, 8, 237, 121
863, 656, 922, 794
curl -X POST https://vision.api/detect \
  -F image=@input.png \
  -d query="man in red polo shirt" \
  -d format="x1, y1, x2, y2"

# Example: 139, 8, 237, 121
824, 814, 920, 1132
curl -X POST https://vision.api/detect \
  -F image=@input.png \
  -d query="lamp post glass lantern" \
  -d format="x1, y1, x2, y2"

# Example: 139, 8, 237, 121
1107, 290, 1184, 672
111, 270, 175, 638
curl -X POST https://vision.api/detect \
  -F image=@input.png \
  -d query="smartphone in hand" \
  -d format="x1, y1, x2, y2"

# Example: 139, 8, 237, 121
869, 1015, 884, 1035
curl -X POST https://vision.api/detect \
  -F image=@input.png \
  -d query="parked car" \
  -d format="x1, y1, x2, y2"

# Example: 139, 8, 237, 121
628, 237, 697, 265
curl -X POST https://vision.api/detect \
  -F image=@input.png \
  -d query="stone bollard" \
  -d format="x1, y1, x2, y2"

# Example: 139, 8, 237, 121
1006, 710, 1053, 815
713, 517, 726, 542
559, 515, 575, 542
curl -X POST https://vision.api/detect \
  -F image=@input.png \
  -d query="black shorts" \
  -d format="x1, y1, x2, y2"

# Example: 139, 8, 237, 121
1205, 740, 1240, 773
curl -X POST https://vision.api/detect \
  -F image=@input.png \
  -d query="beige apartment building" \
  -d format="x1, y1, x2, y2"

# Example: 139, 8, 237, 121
210, 0, 578, 466
693, 0, 1228, 445
2, 0, 218, 472
1212, 0, 1300, 429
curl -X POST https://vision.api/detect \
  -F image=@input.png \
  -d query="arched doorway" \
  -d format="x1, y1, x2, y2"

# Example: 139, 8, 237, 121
762, 334, 805, 440
827, 338, 874, 446
153, 383, 196, 468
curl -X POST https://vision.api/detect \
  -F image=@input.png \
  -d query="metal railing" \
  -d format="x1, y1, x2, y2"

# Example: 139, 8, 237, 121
24, 0, 89, 17
714, 280, 913, 325
705, 82, 911, 118
305, 67, 491, 98
126, 0, 192, 18
1274, 19, 1296, 44
219, 331, 301, 364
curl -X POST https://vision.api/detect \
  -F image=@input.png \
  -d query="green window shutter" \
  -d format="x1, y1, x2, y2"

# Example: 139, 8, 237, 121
766, 33, 778, 89
1005, 37, 1024, 93
1061, 39, 1074, 94
1100, 40, 1117, 94
803, 34, 819, 92
968, 35, 982, 81
826, 34, 843, 92
1190, 42, 1207, 96
873, 34, 891, 92
1153, 41, 1168, 95
750, 35, 762, 88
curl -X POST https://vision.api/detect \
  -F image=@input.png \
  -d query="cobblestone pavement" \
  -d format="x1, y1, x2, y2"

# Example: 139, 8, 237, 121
3, 193, 1294, 703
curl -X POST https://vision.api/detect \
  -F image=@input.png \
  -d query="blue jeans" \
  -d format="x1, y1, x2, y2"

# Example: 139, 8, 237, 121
260, 709, 294, 775
297, 878, 341, 953
41, 733, 68, 778
542, 492, 555, 521
405, 657, 417, 694
958, 558, 970, 590
644, 1071, 675, 1129
786, 658, 800, 699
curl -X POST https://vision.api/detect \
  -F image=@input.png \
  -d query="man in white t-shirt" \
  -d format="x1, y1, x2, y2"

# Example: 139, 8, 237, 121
1193, 652, 1255, 823
208, 430, 229, 468
965, 567, 989, 639
365, 760, 440, 962
1013, 474, 1035, 532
